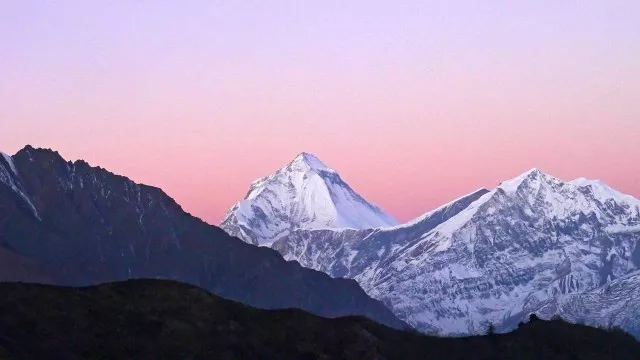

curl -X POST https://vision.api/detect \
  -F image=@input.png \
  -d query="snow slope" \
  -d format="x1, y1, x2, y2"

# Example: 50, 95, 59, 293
531, 269, 640, 339
221, 152, 397, 245
0, 151, 40, 219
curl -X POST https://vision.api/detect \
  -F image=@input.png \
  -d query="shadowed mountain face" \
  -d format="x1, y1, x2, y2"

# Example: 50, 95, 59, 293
0, 280, 638, 360
0, 146, 405, 330
273, 170, 640, 335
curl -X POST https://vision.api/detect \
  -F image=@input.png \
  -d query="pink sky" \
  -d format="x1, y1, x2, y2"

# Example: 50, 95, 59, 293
1, 1, 639, 224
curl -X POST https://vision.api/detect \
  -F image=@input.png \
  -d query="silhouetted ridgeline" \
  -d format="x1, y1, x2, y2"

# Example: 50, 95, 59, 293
0, 280, 638, 360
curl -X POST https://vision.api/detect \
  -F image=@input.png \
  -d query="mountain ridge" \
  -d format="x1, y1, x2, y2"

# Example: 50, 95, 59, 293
271, 168, 640, 336
0, 145, 406, 330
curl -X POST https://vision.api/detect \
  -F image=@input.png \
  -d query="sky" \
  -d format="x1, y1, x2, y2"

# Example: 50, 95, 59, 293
1, 1, 639, 224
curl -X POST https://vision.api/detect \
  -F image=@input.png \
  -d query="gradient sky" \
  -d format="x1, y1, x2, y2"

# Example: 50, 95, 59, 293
1, 1, 639, 224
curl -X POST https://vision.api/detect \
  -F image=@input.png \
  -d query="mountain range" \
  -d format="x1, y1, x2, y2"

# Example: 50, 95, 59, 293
224, 154, 640, 338
0, 146, 405, 330
3, 146, 639, 342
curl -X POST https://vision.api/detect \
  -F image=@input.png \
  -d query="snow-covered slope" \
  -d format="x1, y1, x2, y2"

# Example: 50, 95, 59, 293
530, 269, 640, 339
221, 153, 397, 245
0, 152, 39, 219
273, 169, 640, 335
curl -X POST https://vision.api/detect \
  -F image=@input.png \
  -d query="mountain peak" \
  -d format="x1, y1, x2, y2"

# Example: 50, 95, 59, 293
289, 152, 333, 173
17, 145, 53, 155
221, 153, 397, 245
14, 145, 65, 164
570, 177, 640, 206
517, 167, 548, 179
498, 168, 555, 194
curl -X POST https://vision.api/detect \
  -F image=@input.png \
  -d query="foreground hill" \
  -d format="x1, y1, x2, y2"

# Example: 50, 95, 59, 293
0, 146, 404, 329
0, 280, 638, 360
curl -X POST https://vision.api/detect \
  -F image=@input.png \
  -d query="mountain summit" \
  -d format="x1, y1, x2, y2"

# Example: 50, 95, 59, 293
221, 152, 397, 246
290, 152, 333, 172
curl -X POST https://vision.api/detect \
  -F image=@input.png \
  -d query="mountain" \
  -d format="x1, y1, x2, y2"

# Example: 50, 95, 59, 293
221, 152, 397, 246
272, 169, 640, 335
0, 146, 406, 330
0, 279, 638, 360
530, 269, 640, 338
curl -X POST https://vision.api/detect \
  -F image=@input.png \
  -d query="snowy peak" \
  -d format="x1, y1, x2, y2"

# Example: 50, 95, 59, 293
436, 168, 640, 238
502, 168, 640, 207
288, 152, 334, 173
497, 168, 557, 194
494, 168, 638, 206
221, 152, 397, 245
244, 152, 332, 200
569, 177, 640, 206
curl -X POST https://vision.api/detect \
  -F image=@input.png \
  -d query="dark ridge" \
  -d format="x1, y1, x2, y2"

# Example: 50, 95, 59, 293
15, 145, 168, 197
0, 145, 406, 330
0, 279, 637, 360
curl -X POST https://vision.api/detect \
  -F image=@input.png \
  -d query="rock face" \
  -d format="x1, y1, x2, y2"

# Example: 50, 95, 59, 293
272, 169, 640, 335
531, 269, 640, 339
0, 146, 406, 330
221, 152, 397, 246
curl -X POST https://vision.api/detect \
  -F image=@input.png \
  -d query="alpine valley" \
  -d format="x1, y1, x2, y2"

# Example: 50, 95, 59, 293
224, 153, 640, 338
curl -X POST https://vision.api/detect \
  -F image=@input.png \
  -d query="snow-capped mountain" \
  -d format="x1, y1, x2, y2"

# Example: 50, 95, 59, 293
530, 269, 640, 339
221, 152, 397, 245
272, 168, 640, 335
